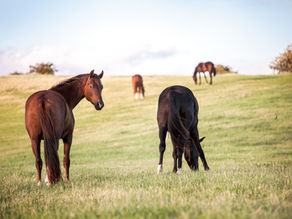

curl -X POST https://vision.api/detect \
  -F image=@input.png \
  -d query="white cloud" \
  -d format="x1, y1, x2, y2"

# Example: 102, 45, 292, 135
0, 45, 188, 76
0, 43, 274, 76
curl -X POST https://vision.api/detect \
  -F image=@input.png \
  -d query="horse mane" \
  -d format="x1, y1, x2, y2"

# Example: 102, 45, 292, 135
50, 74, 88, 91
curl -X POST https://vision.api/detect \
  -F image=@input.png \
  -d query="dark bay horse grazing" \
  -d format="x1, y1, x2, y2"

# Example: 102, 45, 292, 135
25, 70, 104, 185
132, 74, 145, 99
193, 61, 216, 85
157, 85, 209, 173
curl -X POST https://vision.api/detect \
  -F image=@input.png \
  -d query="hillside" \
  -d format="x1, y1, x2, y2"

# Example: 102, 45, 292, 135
0, 74, 292, 218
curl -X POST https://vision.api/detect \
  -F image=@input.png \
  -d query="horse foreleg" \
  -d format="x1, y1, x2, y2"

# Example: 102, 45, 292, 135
172, 147, 178, 173
193, 74, 198, 84
63, 134, 72, 181
31, 138, 42, 185
157, 126, 167, 173
133, 84, 139, 100
139, 86, 144, 99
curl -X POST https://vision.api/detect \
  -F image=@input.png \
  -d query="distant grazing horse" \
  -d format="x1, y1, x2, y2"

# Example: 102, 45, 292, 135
157, 85, 209, 173
132, 74, 145, 99
193, 61, 216, 85
25, 70, 104, 185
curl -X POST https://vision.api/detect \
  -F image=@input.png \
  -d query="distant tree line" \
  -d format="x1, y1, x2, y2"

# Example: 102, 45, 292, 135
10, 62, 57, 75
270, 44, 292, 74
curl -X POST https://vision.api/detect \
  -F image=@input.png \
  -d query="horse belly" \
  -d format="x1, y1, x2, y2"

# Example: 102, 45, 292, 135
61, 106, 74, 138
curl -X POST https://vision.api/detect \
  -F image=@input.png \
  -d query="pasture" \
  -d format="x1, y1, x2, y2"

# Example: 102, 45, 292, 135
0, 74, 292, 218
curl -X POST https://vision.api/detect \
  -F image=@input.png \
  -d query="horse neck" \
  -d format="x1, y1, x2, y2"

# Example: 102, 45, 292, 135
52, 76, 87, 109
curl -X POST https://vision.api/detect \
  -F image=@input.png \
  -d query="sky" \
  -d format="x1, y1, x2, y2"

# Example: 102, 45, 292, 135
0, 0, 291, 76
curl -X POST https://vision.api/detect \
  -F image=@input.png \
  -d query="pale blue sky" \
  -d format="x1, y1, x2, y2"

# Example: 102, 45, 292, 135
0, 0, 291, 75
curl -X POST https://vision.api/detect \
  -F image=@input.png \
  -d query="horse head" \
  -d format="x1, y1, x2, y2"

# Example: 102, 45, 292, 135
184, 137, 206, 170
84, 70, 104, 110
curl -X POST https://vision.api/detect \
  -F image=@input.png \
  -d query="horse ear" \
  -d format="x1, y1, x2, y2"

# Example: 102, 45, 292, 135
99, 70, 104, 79
199, 137, 205, 142
90, 70, 94, 78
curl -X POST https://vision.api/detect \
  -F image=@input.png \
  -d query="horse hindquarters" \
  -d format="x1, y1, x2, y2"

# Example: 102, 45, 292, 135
26, 92, 62, 185
39, 99, 63, 184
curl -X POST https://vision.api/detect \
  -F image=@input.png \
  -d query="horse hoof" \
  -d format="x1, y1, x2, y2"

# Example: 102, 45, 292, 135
157, 164, 163, 174
37, 181, 42, 186
45, 175, 49, 184
176, 168, 183, 174
45, 175, 52, 185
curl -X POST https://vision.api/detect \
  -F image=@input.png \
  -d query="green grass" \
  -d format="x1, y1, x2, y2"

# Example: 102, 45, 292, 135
0, 74, 292, 218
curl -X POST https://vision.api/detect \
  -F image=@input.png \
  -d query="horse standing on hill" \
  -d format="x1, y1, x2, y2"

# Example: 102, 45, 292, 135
157, 85, 209, 173
193, 61, 216, 85
132, 74, 145, 99
25, 70, 104, 185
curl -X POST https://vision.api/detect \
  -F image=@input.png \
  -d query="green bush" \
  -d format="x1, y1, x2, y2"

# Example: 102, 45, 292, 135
215, 64, 234, 74
28, 62, 57, 75
270, 44, 292, 74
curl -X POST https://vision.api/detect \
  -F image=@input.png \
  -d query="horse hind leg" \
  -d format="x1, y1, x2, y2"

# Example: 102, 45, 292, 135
139, 86, 144, 99
172, 147, 178, 173
63, 134, 72, 182
133, 84, 139, 100
203, 72, 209, 84
157, 126, 167, 173
31, 138, 42, 185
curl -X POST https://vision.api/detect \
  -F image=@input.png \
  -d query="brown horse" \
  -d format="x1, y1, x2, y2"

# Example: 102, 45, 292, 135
132, 74, 145, 99
193, 61, 216, 85
157, 85, 209, 173
25, 70, 104, 185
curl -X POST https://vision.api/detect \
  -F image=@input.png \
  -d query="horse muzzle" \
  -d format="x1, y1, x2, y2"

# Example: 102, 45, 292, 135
95, 101, 104, 110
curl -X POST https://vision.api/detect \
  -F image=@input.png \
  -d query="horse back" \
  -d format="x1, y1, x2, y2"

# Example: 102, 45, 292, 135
132, 74, 143, 87
157, 86, 198, 128
25, 90, 74, 140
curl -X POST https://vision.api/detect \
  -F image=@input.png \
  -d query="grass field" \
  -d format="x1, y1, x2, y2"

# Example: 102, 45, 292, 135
0, 73, 292, 218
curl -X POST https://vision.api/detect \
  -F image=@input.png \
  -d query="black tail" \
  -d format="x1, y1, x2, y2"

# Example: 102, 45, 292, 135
167, 93, 190, 148
141, 84, 145, 97
39, 100, 61, 184
213, 66, 216, 76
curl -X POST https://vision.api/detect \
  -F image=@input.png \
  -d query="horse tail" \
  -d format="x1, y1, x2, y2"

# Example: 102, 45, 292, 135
213, 65, 216, 76
168, 93, 190, 148
139, 77, 145, 96
141, 83, 145, 96
39, 98, 61, 184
